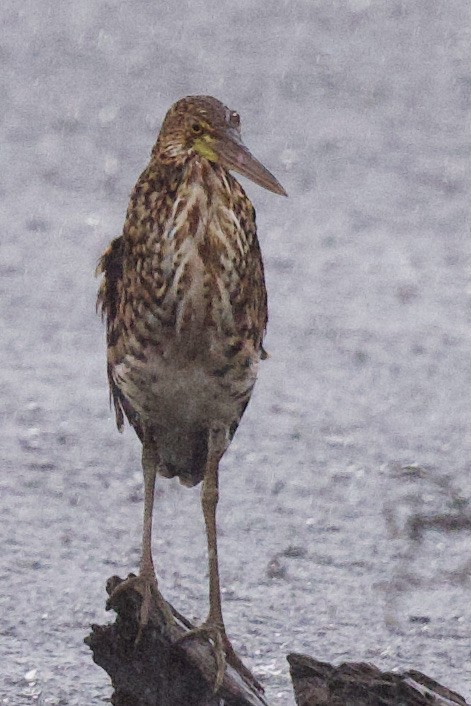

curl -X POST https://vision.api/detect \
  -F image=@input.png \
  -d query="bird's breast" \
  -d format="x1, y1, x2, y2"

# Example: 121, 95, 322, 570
137, 172, 247, 349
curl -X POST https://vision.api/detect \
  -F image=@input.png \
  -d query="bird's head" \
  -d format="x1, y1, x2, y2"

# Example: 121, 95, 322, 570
154, 95, 287, 196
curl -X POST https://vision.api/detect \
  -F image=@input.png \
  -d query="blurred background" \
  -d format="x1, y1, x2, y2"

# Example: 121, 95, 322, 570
0, 0, 469, 703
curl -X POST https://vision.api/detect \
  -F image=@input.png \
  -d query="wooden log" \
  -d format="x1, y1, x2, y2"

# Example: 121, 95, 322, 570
287, 653, 469, 706
84, 575, 270, 706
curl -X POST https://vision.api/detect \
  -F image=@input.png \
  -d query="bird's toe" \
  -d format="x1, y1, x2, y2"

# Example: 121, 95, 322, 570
107, 572, 174, 634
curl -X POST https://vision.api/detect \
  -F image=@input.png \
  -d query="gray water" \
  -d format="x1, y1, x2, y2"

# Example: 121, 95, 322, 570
1, 1, 470, 703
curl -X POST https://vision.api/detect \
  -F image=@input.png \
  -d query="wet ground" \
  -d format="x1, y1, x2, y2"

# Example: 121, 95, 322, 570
0, 1, 469, 703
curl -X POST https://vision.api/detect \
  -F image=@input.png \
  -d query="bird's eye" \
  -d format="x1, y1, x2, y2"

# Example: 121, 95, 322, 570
229, 111, 240, 128
191, 122, 203, 135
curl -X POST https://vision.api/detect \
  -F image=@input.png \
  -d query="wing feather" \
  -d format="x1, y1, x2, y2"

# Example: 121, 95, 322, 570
96, 237, 144, 441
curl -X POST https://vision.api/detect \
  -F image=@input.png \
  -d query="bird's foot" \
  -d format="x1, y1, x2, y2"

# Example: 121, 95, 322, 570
177, 620, 263, 694
178, 619, 226, 692
106, 571, 174, 642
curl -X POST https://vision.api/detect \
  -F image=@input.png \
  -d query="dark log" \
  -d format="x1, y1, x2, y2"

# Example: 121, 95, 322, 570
84, 575, 270, 706
287, 653, 469, 706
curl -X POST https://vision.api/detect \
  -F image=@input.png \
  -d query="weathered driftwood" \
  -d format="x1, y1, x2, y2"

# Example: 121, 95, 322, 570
287, 653, 469, 706
85, 576, 468, 706
84, 575, 269, 706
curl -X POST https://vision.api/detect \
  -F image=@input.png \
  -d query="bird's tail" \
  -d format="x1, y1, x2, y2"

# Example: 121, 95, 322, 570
143, 427, 208, 487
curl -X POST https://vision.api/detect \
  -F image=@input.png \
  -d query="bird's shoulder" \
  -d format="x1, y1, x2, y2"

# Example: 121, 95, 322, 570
123, 163, 183, 243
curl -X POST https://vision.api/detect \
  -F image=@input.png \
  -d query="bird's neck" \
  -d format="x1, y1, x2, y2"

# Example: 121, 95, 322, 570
182, 157, 231, 201
126, 155, 245, 257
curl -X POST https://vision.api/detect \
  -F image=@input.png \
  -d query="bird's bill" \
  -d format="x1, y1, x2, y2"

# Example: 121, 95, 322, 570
215, 133, 287, 197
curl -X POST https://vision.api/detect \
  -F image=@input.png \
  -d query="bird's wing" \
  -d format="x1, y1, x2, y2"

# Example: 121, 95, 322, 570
96, 236, 144, 441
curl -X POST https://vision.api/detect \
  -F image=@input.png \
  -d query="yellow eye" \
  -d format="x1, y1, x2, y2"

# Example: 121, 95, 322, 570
191, 122, 203, 135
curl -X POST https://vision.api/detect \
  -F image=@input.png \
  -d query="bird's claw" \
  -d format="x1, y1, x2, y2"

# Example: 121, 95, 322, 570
107, 572, 174, 642
177, 620, 227, 692
177, 621, 263, 694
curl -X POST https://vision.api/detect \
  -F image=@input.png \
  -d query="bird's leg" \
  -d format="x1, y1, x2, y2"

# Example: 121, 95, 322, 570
202, 432, 224, 632
178, 430, 225, 688
179, 429, 262, 693
137, 442, 174, 627
107, 439, 174, 633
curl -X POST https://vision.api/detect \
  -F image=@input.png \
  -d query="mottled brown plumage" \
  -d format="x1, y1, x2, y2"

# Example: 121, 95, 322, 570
97, 95, 286, 690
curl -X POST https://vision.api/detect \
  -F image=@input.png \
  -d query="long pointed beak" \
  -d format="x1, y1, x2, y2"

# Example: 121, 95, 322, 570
214, 131, 287, 197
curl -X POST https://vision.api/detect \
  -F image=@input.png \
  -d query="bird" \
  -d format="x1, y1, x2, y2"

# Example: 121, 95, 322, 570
97, 95, 286, 689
